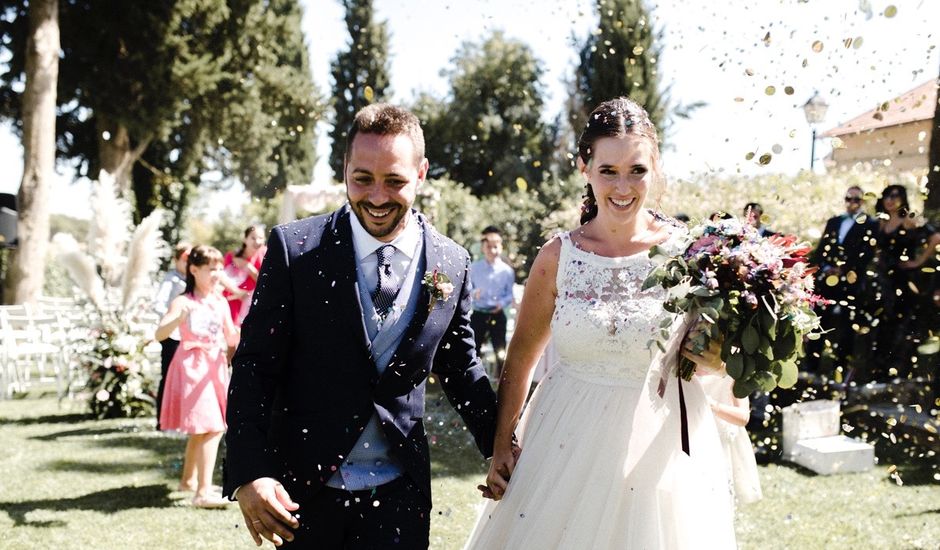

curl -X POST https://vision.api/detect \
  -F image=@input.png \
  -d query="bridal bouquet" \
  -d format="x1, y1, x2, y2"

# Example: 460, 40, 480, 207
643, 217, 826, 398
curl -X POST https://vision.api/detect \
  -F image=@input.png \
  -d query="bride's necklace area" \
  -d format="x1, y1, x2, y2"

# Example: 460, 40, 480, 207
574, 218, 662, 257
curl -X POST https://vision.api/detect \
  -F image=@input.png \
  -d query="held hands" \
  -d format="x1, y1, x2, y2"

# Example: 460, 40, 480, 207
477, 443, 522, 501
236, 478, 300, 547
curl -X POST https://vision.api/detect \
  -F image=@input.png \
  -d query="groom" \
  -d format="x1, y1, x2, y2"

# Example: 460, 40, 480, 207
223, 103, 498, 548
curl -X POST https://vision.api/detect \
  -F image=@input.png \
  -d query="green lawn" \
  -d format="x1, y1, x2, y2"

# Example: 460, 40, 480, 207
0, 392, 937, 549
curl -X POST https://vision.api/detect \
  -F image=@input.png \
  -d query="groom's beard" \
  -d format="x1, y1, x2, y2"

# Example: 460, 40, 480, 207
350, 199, 408, 239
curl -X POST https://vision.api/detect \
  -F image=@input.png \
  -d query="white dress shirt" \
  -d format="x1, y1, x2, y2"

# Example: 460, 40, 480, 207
837, 214, 856, 244
349, 209, 422, 295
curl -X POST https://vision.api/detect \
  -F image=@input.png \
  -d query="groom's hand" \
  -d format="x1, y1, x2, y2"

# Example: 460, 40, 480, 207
236, 478, 300, 547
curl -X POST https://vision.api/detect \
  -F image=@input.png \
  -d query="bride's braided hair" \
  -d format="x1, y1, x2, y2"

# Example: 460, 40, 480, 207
578, 97, 661, 225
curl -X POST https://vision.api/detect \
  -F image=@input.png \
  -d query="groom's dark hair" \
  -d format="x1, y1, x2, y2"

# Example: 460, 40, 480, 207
344, 103, 426, 164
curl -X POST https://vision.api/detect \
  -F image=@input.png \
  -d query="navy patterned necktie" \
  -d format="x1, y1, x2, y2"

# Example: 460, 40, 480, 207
372, 244, 397, 317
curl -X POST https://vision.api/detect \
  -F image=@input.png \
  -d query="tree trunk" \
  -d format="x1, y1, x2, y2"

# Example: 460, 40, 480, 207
925, 66, 940, 222
96, 115, 151, 197
3, 0, 59, 305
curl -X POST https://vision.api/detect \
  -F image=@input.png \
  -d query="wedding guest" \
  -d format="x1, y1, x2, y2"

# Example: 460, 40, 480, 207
465, 97, 736, 549
710, 211, 734, 222
698, 371, 762, 506
743, 202, 777, 237
153, 241, 191, 430
896, 217, 940, 380
223, 103, 499, 548
675, 212, 690, 223
804, 185, 877, 381
223, 225, 267, 326
470, 225, 516, 376
156, 245, 240, 508
870, 185, 929, 381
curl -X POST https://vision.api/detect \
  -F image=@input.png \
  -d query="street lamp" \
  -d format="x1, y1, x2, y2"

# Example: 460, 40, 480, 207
802, 91, 829, 170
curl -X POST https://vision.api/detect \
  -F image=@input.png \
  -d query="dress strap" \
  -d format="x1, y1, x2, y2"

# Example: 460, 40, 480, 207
555, 231, 574, 291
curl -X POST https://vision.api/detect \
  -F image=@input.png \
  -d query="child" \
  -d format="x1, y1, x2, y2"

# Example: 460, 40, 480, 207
156, 245, 239, 508
698, 372, 763, 505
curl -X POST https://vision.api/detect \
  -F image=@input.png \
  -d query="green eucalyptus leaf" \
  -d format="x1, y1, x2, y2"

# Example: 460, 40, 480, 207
725, 352, 744, 379
733, 377, 759, 399
742, 324, 760, 354
778, 360, 799, 388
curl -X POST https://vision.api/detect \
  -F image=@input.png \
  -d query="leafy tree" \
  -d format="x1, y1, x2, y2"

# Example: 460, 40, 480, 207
571, 0, 667, 137
0, 0, 322, 216
420, 31, 553, 196
328, 0, 391, 180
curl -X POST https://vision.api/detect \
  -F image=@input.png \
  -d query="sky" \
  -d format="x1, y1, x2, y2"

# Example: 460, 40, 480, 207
0, 0, 937, 218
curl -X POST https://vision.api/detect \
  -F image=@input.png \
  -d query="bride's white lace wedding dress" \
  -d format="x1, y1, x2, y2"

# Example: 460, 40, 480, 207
464, 226, 737, 549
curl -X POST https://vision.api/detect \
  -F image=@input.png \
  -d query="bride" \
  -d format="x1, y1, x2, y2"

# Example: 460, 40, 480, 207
463, 97, 737, 549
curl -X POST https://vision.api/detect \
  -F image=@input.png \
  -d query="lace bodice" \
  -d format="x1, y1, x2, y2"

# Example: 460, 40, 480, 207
550, 225, 685, 386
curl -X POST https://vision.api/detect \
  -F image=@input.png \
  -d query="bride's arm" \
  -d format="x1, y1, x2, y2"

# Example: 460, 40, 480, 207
486, 237, 561, 499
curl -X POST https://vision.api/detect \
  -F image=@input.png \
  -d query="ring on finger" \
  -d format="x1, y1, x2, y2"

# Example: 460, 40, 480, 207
251, 519, 263, 525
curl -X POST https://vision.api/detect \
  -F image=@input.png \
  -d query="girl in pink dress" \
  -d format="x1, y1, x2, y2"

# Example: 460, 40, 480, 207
157, 245, 240, 508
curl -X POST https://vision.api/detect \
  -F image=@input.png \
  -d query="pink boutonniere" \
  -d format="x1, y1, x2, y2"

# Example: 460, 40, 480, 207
423, 269, 454, 313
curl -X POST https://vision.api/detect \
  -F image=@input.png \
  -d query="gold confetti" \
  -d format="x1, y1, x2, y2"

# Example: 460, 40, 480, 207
758, 153, 772, 165
884, 5, 897, 17
825, 275, 839, 289
632, 45, 644, 55
843, 38, 853, 48
515, 177, 528, 192
745, 152, 755, 161
363, 85, 374, 102
853, 36, 864, 49
846, 271, 858, 284
811, 40, 824, 53
784, 86, 795, 95
765, 86, 776, 96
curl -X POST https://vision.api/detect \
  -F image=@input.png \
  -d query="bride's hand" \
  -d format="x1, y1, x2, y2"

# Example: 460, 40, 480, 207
479, 443, 521, 501
681, 322, 725, 375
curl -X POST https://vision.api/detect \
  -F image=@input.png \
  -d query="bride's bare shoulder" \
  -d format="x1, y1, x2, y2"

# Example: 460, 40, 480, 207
539, 233, 565, 258
528, 234, 564, 285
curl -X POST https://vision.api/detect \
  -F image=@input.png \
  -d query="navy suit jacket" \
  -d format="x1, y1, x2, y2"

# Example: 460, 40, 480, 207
809, 213, 877, 302
223, 206, 497, 502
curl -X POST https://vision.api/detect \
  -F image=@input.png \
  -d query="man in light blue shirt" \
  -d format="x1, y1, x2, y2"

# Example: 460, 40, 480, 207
470, 226, 515, 376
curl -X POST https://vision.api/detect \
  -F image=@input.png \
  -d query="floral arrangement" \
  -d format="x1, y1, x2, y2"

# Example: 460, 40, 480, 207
423, 269, 454, 313
71, 303, 160, 418
643, 217, 826, 398
54, 172, 167, 418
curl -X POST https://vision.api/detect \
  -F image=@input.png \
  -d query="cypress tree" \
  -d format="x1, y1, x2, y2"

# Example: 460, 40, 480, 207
328, 0, 391, 180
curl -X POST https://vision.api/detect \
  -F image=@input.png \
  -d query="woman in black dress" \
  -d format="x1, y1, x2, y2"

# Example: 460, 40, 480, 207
870, 185, 933, 381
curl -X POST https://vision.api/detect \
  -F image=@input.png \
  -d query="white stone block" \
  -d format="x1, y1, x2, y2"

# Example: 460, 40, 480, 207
782, 400, 840, 457
789, 435, 875, 475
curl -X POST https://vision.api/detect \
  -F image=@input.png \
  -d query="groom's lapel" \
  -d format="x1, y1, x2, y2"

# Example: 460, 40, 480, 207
326, 207, 373, 357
